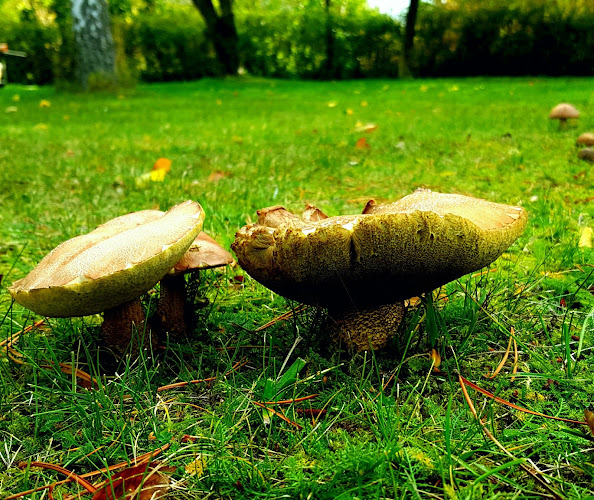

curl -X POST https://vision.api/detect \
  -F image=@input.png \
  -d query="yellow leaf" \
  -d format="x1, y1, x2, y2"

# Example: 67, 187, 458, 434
420, 85, 429, 92
360, 100, 368, 107
430, 348, 441, 372
34, 123, 48, 130
39, 99, 51, 108
152, 157, 172, 172
185, 455, 207, 477
448, 85, 459, 92
150, 169, 168, 182
356, 122, 378, 133
346, 108, 354, 115
327, 101, 338, 108
578, 227, 592, 248
12, 94, 20, 102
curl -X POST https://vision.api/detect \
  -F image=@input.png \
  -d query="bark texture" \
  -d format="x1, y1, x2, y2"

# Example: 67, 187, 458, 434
71, 0, 116, 87
399, 0, 420, 79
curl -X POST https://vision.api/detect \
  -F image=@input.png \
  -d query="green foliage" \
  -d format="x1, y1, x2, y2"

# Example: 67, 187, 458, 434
414, 3, 594, 77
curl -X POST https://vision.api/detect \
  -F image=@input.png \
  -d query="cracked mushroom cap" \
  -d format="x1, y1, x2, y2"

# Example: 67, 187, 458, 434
9, 200, 205, 317
170, 232, 234, 275
549, 103, 579, 120
232, 190, 527, 310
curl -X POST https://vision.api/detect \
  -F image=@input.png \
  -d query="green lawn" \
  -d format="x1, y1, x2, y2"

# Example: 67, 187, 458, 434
1, 76, 593, 499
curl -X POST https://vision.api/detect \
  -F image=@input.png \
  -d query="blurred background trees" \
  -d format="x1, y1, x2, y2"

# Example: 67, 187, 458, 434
0, 0, 592, 86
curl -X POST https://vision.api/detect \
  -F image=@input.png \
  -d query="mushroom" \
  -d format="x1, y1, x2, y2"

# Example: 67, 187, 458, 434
549, 103, 579, 129
577, 133, 594, 147
578, 147, 594, 163
9, 201, 204, 356
157, 231, 234, 339
232, 189, 527, 351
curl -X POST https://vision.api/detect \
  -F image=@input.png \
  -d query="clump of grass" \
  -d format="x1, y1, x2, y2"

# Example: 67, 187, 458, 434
1, 76, 593, 498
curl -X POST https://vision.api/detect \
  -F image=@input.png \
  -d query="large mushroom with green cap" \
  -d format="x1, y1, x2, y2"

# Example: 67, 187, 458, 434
9, 200, 204, 356
157, 231, 234, 339
232, 189, 527, 351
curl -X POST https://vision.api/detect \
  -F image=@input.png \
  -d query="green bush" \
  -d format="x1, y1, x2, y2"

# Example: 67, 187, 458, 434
413, 4, 594, 77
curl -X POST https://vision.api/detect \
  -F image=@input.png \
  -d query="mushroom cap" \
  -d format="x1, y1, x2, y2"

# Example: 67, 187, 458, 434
170, 232, 234, 274
578, 147, 594, 162
9, 201, 205, 317
577, 132, 594, 146
232, 190, 527, 310
549, 103, 579, 120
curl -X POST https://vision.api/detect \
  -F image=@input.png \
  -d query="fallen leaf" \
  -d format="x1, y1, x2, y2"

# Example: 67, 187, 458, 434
430, 348, 441, 372
327, 101, 338, 108
12, 94, 20, 101
34, 123, 48, 130
360, 100, 368, 107
92, 462, 175, 500
420, 85, 429, 92
356, 122, 378, 133
578, 227, 592, 248
346, 108, 354, 115
185, 455, 206, 477
587, 410, 594, 436
39, 99, 51, 108
355, 137, 370, 149
149, 169, 167, 182
152, 158, 172, 173
208, 170, 229, 182
5, 106, 17, 113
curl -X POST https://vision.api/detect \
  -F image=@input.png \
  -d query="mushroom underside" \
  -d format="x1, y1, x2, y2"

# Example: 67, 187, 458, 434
328, 302, 406, 351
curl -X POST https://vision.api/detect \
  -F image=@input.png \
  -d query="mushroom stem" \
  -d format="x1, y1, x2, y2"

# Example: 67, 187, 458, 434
102, 298, 152, 356
328, 302, 406, 351
157, 274, 191, 340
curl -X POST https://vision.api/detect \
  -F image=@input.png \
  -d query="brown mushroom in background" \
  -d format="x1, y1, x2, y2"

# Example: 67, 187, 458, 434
232, 189, 527, 351
578, 148, 594, 163
157, 232, 234, 339
577, 133, 594, 147
549, 103, 579, 129
9, 201, 204, 357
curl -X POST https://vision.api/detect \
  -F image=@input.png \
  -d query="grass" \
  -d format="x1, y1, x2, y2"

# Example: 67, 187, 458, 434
1, 75, 593, 499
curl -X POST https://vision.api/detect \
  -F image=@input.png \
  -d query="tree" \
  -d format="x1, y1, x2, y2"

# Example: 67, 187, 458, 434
192, 0, 240, 75
399, 0, 419, 78
71, 0, 116, 87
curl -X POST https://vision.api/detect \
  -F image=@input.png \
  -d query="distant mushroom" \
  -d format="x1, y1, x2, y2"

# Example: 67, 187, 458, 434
9, 201, 204, 356
577, 133, 594, 146
549, 103, 579, 129
578, 147, 594, 163
232, 189, 527, 351
157, 232, 234, 339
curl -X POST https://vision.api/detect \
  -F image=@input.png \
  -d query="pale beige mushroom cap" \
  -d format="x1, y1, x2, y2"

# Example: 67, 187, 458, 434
577, 132, 594, 146
232, 190, 527, 310
549, 103, 579, 120
9, 201, 205, 317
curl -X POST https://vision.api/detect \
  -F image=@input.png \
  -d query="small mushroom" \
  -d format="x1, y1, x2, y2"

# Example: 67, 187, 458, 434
157, 232, 234, 339
578, 147, 594, 163
9, 201, 204, 356
232, 189, 527, 351
577, 132, 594, 146
549, 103, 579, 129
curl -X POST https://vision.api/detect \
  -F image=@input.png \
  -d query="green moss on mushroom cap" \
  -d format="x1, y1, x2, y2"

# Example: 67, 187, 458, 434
9, 201, 204, 355
232, 189, 528, 351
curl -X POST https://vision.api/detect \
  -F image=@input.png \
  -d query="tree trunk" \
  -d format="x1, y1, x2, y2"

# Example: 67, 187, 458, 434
399, 0, 419, 79
192, 0, 240, 75
323, 0, 336, 79
71, 0, 116, 88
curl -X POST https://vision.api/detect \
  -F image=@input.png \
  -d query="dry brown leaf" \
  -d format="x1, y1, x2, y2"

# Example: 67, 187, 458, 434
91, 462, 175, 500
355, 137, 370, 149
586, 410, 594, 436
